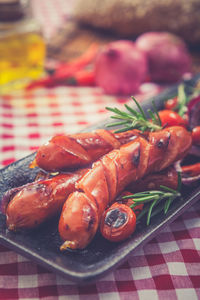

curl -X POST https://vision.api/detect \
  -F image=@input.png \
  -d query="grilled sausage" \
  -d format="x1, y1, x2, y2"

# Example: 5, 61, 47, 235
59, 126, 192, 250
31, 129, 144, 172
128, 166, 179, 193
3, 169, 86, 231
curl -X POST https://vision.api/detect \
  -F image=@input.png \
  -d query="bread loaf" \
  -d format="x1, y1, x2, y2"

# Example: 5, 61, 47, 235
73, 0, 200, 45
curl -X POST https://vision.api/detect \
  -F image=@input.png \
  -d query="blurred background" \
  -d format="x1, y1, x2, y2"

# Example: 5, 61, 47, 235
46, 0, 200, 65
0, 0, 200, 95
1, 0, 200, 164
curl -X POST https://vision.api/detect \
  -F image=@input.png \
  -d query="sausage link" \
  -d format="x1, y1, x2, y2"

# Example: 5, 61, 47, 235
127, 166, 179, 193
31, 129, 142, 172
4, 169, 86, 231
100, 167, 179, 243
59, 126, 192, 250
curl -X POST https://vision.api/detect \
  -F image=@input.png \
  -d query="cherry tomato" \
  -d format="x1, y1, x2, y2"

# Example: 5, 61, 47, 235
158, 110, 188, 127
192, 126, 200, 145
182, 113, 189, 125
164, 97, 178, 110
100, 203, 136, 242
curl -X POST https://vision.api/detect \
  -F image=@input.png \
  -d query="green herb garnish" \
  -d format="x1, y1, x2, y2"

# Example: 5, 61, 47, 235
106, 97, 162, 133
176, 84, 190, 116
123, 173, 182, 225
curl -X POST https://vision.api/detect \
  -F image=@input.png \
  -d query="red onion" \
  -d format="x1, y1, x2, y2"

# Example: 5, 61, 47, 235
94, 40, 148, 95
135, 32, 192, 83
188, 145, 200, 157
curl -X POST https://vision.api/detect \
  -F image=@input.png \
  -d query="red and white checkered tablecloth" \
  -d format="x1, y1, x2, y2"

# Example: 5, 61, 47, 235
1, 84, 200, 300
0, 0, 200, 299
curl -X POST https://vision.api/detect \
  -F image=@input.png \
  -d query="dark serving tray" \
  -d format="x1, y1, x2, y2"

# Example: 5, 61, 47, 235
0, 74, 200, 284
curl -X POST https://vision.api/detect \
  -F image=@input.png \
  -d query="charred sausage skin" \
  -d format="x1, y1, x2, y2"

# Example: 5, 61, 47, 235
3, 127, 191, 235
32, 129, 143, 172
4, 165, 178, 232
59, 126, 192, 250
4, 169, 86, 231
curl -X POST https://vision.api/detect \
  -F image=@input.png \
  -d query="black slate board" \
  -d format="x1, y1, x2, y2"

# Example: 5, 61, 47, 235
0, 74, 200, 284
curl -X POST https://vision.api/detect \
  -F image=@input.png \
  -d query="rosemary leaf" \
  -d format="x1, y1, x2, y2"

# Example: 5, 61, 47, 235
124, 182, 182, 226
106, 97, 162, 133
164, 196, 173, 214
147, 199, 158, 225
114, 127, 133, 133
160, 185, 178, 194
147, 109, 157, 123
106, 121, 131, 127
177, 84, 189, 117
124, 104, 140, 118
131, 195, 160, 203
130, 190, 164, 196
131, 96, 147, 120
152, 100, 162, 126
177, 172, 182, 192
149, 202, 165, 219
136, 205, 150, 222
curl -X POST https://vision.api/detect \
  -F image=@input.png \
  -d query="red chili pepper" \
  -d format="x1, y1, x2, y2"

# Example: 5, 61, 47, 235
25, 77, 56, 90
25, 66, 78, 90
25, 43, 99, 90
66, 69, 95, 86
164, 97, 178, 110
55, 43, 99, 77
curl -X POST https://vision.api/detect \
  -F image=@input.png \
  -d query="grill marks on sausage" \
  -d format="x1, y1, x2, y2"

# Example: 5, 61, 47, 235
87, 214, 96, 232
115, 131, 139, 145
132, 146, 140, 167
156, 132, 171, 150
82, 203, 98, 232
35, 129, 150, 172
76, 134, 111, 151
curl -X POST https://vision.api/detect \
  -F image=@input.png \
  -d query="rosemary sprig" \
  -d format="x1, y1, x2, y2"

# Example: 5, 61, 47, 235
123, 173, 182, 225
106, 97, 162, 133
176, 84, 190, 117
165, 84, 192, 117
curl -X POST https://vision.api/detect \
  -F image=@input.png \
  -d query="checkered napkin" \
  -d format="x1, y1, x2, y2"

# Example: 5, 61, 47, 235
0, 85, 200, 300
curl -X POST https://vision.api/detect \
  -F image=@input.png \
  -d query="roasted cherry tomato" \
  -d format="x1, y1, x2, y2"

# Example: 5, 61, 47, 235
164, 97, 178, 110
158, 110, 188, 127
192, 126, 200, 145
182, 113, 189, 125
100, 203, 136, 242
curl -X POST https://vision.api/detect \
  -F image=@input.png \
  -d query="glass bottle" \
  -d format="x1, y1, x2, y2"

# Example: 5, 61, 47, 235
0, 0, 46, 94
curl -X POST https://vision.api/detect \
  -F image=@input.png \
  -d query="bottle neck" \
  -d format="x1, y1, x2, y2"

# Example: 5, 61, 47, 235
0, 0, 27, 22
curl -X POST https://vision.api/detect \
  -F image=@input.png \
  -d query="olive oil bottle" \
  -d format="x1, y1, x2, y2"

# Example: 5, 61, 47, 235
0, 0, 46, 94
